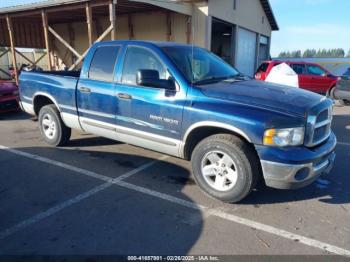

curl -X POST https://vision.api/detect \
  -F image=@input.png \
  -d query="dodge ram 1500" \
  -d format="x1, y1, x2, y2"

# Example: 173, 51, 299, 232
19, 41, 336, 203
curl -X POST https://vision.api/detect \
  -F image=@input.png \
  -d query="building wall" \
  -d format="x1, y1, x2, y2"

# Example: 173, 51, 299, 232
208, 0, 272, 37
51, 11, 190, 68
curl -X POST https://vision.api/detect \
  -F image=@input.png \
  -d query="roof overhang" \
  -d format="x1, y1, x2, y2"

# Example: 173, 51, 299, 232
0, 0, 193, 16
260, 0, 279, 31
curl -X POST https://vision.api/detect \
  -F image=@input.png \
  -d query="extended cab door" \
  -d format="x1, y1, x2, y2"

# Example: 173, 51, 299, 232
76, 45, 120, 138
115, 45, 186, 143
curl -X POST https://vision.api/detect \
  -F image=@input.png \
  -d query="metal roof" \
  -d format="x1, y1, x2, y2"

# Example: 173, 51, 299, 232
0, 0, 279, 31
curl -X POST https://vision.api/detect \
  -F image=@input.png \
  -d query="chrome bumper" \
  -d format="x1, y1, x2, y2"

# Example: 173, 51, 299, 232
261, 152, 336, 190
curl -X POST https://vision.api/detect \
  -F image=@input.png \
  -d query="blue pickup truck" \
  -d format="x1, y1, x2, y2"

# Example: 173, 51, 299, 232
19, 41, 336, 203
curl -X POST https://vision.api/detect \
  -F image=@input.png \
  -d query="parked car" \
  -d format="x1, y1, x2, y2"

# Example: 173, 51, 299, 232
333, 67, 350, 104
0, 79, 19, 113
255, 61, 338, 95
19, 41, 336, 203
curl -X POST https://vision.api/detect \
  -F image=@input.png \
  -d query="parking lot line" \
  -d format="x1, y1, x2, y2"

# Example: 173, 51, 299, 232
338, 142, 350, 147
1, 145, 350, 256
0, 145, 168, 240
116, 181, 350, 257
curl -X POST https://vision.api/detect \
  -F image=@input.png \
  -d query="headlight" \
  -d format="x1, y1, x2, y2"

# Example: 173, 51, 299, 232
263, 127, 305, 147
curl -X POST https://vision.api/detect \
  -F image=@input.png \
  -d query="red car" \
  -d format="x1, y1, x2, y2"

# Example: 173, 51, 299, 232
0, 80, 20, 113
255, 61, 338, 95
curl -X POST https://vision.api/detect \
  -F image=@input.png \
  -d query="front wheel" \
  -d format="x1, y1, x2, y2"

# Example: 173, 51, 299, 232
38, 104, 71, 146
191, 134, 260, 203
327, 86, 336, 100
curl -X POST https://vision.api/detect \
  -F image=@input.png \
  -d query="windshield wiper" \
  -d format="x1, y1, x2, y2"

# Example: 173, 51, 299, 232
193, 75, 239, 85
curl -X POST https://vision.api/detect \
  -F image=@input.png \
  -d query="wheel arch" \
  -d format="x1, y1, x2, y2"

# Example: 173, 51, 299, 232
182, 122, 253, 160
33, 92, 60, 116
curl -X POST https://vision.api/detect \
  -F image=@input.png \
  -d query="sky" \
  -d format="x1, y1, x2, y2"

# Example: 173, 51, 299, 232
270, 0, 350, 57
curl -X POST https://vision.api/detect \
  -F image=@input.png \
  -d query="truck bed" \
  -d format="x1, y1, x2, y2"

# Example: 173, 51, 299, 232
19, 70, 80, 115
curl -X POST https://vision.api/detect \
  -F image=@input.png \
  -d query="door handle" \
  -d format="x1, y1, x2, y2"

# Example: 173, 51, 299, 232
79, 87, 91, 93
117, 93, 132, 100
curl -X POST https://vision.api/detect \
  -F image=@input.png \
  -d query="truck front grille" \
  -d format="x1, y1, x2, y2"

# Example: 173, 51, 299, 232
305, 106, 332, 147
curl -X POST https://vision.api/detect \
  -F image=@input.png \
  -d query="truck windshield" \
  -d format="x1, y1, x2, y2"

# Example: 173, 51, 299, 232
162, 46, 240, 85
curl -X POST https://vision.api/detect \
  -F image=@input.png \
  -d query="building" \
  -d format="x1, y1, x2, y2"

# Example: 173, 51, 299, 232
0, 0, 278, 82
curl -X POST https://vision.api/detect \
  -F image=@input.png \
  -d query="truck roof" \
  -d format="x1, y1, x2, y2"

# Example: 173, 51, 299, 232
94, 40, 192, 48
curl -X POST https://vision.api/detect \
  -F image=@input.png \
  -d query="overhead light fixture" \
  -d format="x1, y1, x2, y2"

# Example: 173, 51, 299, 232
223, 33, 231, 36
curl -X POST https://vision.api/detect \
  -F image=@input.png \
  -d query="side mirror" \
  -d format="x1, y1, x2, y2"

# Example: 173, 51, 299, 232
136, 69, 176, 91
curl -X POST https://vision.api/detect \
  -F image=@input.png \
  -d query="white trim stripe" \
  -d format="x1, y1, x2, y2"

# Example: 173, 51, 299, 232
0, 145, 350, 256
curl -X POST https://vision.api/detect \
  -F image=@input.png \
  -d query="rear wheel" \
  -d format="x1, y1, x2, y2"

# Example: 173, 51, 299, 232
191, 134, 259, 203
38, 104, 71, 146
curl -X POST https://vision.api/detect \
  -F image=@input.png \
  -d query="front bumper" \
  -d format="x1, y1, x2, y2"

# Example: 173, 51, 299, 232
256, 132, 337, 190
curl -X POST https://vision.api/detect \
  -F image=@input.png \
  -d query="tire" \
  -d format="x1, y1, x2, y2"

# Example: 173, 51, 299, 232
191, 134, 260, 203
38, 104, 71, 146
327, 86, 336, 100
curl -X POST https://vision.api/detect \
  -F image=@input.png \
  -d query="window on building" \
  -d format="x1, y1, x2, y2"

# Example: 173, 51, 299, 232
233, 0, 236, 10
122, 46, 167, 85
307, 65, 326, 76
89, 46, 120, 82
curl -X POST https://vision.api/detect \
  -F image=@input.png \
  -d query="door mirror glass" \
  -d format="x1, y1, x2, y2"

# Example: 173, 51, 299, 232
137, 69, 176, 90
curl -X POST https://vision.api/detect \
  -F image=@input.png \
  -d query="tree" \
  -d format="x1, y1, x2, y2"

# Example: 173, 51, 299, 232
291, 50, 302, 58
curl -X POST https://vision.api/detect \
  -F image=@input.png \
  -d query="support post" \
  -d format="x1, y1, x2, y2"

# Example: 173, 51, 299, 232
41, 10, 52, 70
128, 14, 134, 40
109, 0, 116, 40
186, 16, 192, 44
6, 15, 18, 85
48, 26, 82, 59
0, 49, 9, 59
166, 12, 172, 42
69, 24, 113, 70
86, 2, 93, 46
15, 49, 35, 64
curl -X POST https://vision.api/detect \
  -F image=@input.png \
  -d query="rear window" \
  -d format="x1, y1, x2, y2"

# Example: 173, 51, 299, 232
89, 46, 120, 82
257, 63, 269, 73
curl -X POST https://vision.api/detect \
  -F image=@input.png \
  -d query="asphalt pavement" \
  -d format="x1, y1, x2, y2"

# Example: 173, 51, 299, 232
0, 105, 349, 257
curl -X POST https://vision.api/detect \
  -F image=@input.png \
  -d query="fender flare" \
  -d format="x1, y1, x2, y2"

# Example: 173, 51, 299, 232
33, 92, 61, 113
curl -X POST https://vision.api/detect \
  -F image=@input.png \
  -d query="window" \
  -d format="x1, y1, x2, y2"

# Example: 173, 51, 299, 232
162, 46, 239, 84
291, 64, 306, 75
307, 65, 326, 76
89, 46, 120, 82
122, 46, 167, 85
233, 0, 236, 10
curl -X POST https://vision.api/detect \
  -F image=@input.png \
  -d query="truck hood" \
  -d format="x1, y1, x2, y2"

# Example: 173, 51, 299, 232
198, 80, 325, 117
0, 80, 17, 95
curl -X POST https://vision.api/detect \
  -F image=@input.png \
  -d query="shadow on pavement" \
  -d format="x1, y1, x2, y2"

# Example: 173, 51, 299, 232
0, 111, 30, 121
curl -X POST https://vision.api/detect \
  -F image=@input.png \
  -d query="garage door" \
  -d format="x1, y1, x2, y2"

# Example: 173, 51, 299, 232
236, 28, 257, 77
